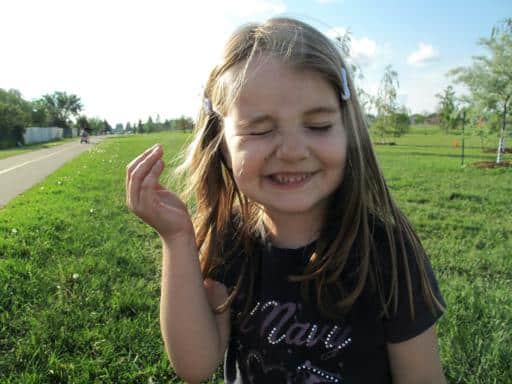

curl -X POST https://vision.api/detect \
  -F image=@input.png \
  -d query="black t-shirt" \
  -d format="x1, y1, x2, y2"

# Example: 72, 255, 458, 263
211, 227, 445, 383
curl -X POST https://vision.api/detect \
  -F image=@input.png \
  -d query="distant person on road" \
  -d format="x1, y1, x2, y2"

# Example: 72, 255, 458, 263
80, 129, 89, 144
126, 17, 447, 384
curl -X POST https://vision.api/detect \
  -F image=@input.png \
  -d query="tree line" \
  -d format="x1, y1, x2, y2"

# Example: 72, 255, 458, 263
0, 89, 194, 149
0, 90, 80, 148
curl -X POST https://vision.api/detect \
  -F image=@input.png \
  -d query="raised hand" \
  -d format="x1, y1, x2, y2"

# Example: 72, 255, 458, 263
126, 144, 194, 241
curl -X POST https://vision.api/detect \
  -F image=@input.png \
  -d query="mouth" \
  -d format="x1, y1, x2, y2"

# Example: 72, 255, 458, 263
266, 172, 315, 186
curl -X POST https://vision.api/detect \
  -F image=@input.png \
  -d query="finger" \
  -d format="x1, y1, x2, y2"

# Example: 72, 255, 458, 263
129, 145, 163, 208
126, 143, 158, 175
141, 158, 164, 190
128, 145, 162, 209
136, 160, 166, 220
127, 145, 161, 208
125, 144, 159, 193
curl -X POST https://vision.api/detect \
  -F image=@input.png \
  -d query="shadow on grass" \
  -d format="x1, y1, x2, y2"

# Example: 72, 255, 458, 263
385, 150, 490, 161
395, 143, 484, 150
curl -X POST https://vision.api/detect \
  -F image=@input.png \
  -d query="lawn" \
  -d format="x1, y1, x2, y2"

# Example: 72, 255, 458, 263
0, 130, 510, 383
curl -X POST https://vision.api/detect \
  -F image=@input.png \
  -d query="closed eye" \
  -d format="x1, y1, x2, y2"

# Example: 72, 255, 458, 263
307, 124, 332, 131
248, 130, 273, 136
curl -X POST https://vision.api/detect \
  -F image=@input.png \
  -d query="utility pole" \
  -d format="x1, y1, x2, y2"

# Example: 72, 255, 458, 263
461, 109, 466, 166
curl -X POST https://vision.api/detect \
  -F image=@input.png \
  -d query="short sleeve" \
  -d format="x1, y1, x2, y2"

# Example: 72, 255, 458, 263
380, 235, 446, 343
205, 223, 244, 289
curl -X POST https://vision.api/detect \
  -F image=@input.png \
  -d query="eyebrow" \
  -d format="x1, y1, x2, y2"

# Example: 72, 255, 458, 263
303, 106, 339, 116
237, 106, 339, 129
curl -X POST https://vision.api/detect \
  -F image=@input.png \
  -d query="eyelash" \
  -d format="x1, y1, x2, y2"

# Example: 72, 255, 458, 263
307, 124, 332, 131
245, 124, 332, 136
249, 130, 272, 136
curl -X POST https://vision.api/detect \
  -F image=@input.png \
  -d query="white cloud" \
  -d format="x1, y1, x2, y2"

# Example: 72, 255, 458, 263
351, 37, 378, 66
326, 27, 381, 67
407, 43, 440, 66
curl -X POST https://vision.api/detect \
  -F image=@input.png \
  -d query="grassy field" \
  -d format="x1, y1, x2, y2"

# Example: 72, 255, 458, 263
0, 129, 511, 383
0, 137, 77, 160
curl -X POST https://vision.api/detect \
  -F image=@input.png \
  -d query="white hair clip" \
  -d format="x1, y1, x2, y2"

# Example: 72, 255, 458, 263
340, 68, 351, 101
203, 97, 213, 115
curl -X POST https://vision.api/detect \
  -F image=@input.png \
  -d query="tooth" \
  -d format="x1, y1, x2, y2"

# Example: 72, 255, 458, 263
273, 174, 309, 183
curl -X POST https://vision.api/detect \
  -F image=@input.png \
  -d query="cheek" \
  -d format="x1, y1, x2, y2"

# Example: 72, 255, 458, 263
319, 134, 347, 165
227, 140, 260, 181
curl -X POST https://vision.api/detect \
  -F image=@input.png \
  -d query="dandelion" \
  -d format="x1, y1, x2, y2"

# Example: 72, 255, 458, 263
11, 228, 18, 234
90, 208, 95, 213
72, 273, 79, 280
57, 181, 62, 185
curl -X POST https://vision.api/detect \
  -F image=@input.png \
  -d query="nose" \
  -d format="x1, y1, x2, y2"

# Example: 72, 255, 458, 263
275, 130, 309, 162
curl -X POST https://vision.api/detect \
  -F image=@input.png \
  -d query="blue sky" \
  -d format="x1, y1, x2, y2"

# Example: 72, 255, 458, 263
1, 0, 510, 125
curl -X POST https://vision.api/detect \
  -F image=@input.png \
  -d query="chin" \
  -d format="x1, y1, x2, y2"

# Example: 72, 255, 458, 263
264, 202, 324, 217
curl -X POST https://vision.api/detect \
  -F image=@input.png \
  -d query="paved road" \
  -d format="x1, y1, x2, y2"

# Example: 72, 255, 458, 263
0, 137, 106, 207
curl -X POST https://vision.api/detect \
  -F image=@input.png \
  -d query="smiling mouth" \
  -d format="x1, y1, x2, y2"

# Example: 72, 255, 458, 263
267, 172, 315, 185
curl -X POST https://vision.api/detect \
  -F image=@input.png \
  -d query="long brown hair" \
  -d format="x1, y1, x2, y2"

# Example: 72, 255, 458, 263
175, 17, 444, 322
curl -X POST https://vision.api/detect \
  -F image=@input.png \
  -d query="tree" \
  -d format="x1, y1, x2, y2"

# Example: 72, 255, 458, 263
30, 99, 48, 126
372, 65, 403, 141
389, 107, 411, 138
0, 89, 32, 119
449, 18, 512, 163
86, 117, 105, 135
137, 120, 144, 134
0, 103, 28, 148
0, 89, 32, 147
411, 113, 426, 125
357, 88, 375, 122
174, 116, 194, 131
76, 115, 91, 133
333, 28, 373, 117
145, 116, 155, 133
103, 120, 112, 134
435, 85, 458, 133
37, 92, 83, 134
471, 110, 492, 150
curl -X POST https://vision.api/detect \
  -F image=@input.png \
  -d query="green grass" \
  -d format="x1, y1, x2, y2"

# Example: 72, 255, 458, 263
0, 130, 510, 383
0, 137, 77, 160
374, 132, 511, 383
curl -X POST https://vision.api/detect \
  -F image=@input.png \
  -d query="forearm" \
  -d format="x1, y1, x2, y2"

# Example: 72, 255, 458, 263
159, 235, 222, 382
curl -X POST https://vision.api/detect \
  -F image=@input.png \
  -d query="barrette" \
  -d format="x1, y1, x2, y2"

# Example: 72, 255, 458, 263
340, 68, 351, 101
203, 97, 213, 115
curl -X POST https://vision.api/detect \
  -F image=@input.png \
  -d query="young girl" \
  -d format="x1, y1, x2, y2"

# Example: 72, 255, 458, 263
126, 17, 447, 384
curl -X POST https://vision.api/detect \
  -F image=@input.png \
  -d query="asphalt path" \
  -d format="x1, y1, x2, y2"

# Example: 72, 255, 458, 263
0, 136, 106, 208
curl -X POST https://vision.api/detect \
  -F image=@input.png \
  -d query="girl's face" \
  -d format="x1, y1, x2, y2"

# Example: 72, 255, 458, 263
222, 57, 348, 227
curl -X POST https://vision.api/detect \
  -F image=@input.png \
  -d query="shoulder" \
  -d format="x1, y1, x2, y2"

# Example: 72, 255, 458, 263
365, 212, 446, 343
